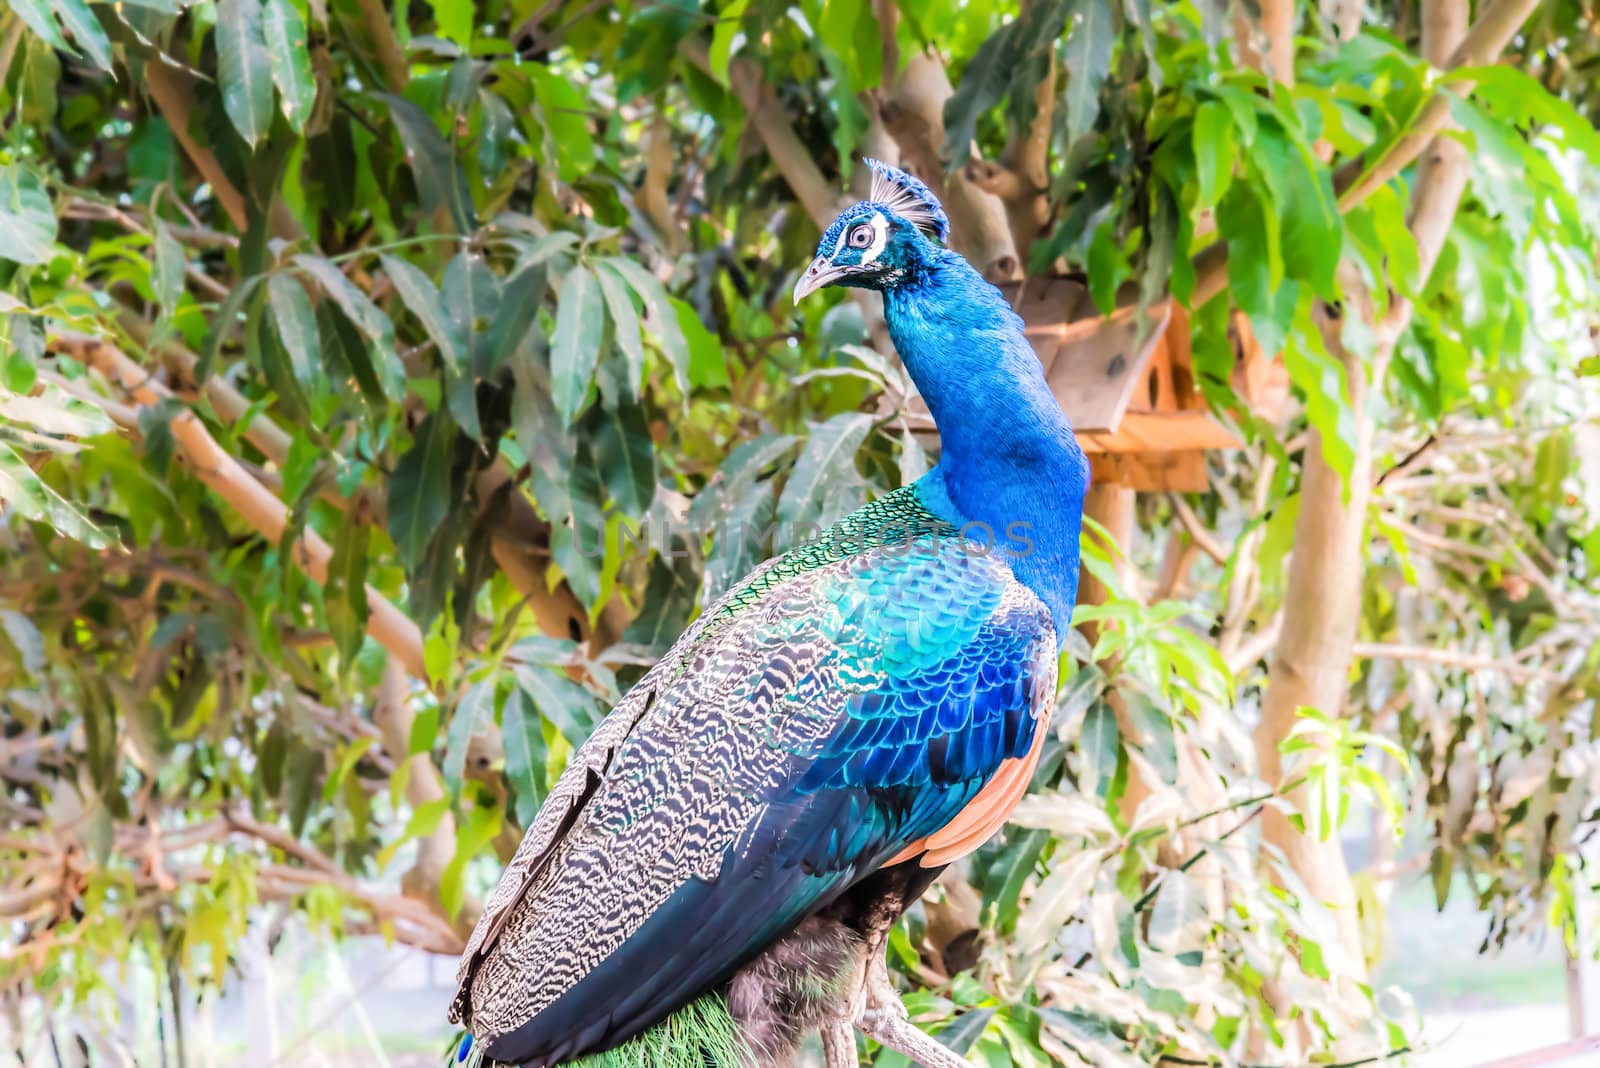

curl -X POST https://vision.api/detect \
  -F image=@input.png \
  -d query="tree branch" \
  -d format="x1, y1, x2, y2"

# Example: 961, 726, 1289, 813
681, 41, 841, 230
1167, 494, 1228, 565
1351, 642, 1559, 683
355, 0, 410, 93
47, 333, 428, 680
1333, 0, 1541, 211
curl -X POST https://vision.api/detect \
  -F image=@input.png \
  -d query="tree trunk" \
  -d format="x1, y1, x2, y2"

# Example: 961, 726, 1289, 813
1253, 0, 1475, 980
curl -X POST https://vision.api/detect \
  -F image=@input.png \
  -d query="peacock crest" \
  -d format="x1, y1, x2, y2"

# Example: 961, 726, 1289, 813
864, 158, 949, 243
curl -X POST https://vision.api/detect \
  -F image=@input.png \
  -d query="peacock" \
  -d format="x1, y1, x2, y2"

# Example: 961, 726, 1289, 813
448, 160, 1089, 1068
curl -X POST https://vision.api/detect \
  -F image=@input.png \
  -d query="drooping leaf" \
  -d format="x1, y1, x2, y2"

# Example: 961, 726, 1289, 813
266, 274, 319, 392
387, 412, 456, 570
511, 662, 598, 750
500, 687, 545, 827
0, 165, 57, 265
152, 221, 186, 317
1063, 0, 1115, 144
486, 261, 548, 370
551, 266, 604, 425
592, 400, 657, 515
528, 65, 596, 182
1282, 292, 1356, 492
602, 257, 691, 395
444, 679, 495, 793
293, 254, 393, 343
593, 262, 645, 399
1016, 848, 1104, 953
9, 0, 71, 53
776, 411, 874, 536
1192, 100, 1234, 208
324, 513, 369, 670
0, 442, 111, 547
380, 93, 477, 232
671, 297, 731, 390
216, 0, 275, 146
49, 0, 113, 71
381, 253, 463, 371
261, 0, 316, 130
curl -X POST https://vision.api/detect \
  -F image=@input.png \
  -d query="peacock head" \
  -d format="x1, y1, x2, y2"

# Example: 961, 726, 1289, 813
794, 159, 951, 303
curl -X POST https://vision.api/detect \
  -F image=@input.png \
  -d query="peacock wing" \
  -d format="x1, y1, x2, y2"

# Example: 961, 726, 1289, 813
453, 523, 1056, 1066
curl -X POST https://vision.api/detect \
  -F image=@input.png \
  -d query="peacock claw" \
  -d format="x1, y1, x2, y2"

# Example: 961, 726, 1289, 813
841, 946, 976, 1068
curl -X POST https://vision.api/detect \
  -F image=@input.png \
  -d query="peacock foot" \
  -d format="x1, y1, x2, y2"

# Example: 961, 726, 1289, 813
847, 947, 975, 1068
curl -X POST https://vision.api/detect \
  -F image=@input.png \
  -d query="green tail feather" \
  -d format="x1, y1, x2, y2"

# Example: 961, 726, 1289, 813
446, 993, 750, 1068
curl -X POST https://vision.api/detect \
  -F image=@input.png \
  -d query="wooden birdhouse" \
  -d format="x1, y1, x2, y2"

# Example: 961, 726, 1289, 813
894, 277, 1286, 492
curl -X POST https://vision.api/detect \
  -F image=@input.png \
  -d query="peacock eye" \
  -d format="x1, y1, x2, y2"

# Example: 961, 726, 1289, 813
848, 225, 872, 249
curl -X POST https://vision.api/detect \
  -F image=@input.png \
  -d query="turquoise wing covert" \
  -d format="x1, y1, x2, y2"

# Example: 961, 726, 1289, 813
451, 487, 1058, 1066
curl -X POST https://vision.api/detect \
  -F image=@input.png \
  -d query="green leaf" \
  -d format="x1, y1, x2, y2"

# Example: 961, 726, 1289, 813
324, 514, 369, 670
152, 221, 185, 316
442, 786, 502, 916
486, 261, 548, 369
217, 0, 274, 146
1251, 118, 1341, 299
444, 679, 494, 792
0, 165, 57, 265
433, 0, 473, 46
593, 262, 645, 399
387, 412, 455, 569
261, 0, 316, 131
776, 411, 873, 533
510, 662, 597, 749
380, 93, 477, 232
602, 257, 691, 395
0, 442, 111, 547
1085, 221, 1128, 317
9, 0, 71, 53
1218, 185, 1282, 344
500, 688, 544, 827
294, 252, 396, 351
1450, 64, 1600, 166
1016, 848, 1103, 953
707, 0, 748, 85
820, 0, 882, 92
984, 828, 1050, 935
266, 274, 318, 392
1192, 101, 1234, 208
671, 297, 731, 390
0, 610, 45, 675
528, 66, 596, 182
1063, 0, 1114, 143
49, 0, 112, 71
381, 253, 463, 371
1078, 702, 1119, 799
551, 266, 604, 425
593, 401, 657, 515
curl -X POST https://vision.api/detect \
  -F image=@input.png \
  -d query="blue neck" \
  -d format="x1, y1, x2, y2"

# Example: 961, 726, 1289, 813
883, 251, 1089, 642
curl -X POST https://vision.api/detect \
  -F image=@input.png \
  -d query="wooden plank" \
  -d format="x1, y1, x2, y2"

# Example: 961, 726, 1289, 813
1089, 450, 1210, 492
1076, 411, 1243, 454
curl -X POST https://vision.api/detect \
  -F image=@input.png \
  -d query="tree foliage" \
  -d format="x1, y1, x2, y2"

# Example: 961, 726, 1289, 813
2, 0, 1600, 1064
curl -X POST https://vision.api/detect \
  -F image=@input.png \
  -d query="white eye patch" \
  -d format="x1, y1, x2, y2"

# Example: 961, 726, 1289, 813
860, 212, 889, 265
832, 212, 890, 263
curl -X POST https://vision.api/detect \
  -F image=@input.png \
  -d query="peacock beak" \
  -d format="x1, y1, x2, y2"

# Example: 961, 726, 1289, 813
793, 255, 846, 303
